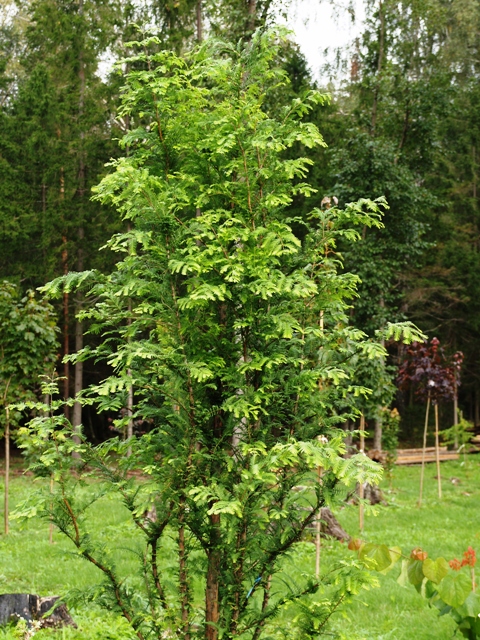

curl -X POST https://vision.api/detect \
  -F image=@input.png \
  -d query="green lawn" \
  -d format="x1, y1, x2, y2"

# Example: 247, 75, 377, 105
328, 456, 480, 639
0, 457, 478, 638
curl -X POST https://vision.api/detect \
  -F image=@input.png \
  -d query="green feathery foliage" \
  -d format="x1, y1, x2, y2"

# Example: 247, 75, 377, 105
22, 30, 425, 639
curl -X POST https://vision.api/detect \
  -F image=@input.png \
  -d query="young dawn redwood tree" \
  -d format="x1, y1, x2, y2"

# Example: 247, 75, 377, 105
28, 30, 424, 639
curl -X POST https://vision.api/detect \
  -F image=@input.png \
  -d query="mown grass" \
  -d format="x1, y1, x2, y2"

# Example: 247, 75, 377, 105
328, 456, 480, 639
0, 456, 478, 638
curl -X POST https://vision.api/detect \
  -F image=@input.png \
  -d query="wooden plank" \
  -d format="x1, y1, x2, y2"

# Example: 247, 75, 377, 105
368, 447, 459, 465
396, 455, 459, 462
397, 452, 453, 459
396, 452, 459, 465
397, 447, 447, 454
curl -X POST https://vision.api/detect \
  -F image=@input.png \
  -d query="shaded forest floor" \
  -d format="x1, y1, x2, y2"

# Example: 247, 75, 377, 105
0, 457, 478, 638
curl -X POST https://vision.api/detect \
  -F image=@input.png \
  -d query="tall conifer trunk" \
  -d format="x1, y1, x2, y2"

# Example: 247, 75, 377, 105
247, 0, 256, 32
196, 0, 203, 42
374, 299, 386, 450
371, 0, 385, 135
205, 513, 221, 640
73, 0, 85, 439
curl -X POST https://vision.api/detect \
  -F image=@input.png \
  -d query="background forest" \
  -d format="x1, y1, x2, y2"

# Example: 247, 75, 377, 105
1, 0, 479, 445
1, 2, 480, 639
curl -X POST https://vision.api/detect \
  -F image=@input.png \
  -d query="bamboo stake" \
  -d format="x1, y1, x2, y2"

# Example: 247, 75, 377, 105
418, 392, 431, 507
4, 405, 9, 535
359, 415, 365, 532
434, 403, 442, 499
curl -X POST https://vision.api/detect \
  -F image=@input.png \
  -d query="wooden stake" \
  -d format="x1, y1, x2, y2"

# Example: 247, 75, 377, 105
359, 415, 365, 532
315, 465, 322, 579
4, 405, 9, 536
127, 372, 133, 457
315, 315, 324, 579
418, 392, 431, 507
126, 240, 133, 457
49, 475, 54, 544
453, 380, 459, 449
434, 403, 442, 499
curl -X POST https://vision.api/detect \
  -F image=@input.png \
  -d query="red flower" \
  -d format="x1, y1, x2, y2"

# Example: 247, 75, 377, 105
449, 558, 462, 571
461, 547, 477, 568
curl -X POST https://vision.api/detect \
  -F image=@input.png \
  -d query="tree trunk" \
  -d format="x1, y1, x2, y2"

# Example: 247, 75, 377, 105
315, 464, 323, 577
4, 406, 9, 535
371, 0, 385, 135
475, 389, 480, 427
126, 292, 133, 455
73, 0, 86, 442
72, 312, 83, 452
196, 0, 203, 42
58, 123, 69, 418
317, 508, 349, 541
247, 0, 256, 32
359, 415, 365, 531
375, 296, 386, 451
453, 383, 458, 449
205, 513, 221, 640
127, 369, 133, 455
178, 515, 190, 640
395, 101, 410, 161
344, 419, 353, 452
0, 594, 76, 628
373, 416, 382, 450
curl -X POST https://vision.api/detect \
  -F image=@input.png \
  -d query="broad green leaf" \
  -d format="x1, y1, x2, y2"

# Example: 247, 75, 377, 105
389, 546, 402, 566
407, 559, 425, 586
422, 557, 449, 584
437, 572, 472, 608
456, 591, 480, 619
359, 543, 393, 572
378, 546, 402, 574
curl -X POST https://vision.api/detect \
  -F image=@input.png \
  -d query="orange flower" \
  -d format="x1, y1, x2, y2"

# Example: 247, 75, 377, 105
449, 558, 462, 571
348, 538, 362, 551
411, 548, 428, 561
461, 547, 477, 568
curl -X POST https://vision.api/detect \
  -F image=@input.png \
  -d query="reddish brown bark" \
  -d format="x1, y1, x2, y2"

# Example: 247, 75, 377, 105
179, 524, 190, 639
205, 513, 221, 640
178, 497, 190, 639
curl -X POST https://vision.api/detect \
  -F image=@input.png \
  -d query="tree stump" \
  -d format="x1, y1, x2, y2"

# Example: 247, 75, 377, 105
0, 594, 76, 629
317, 507, 350, 542
348, 483, 387, 506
